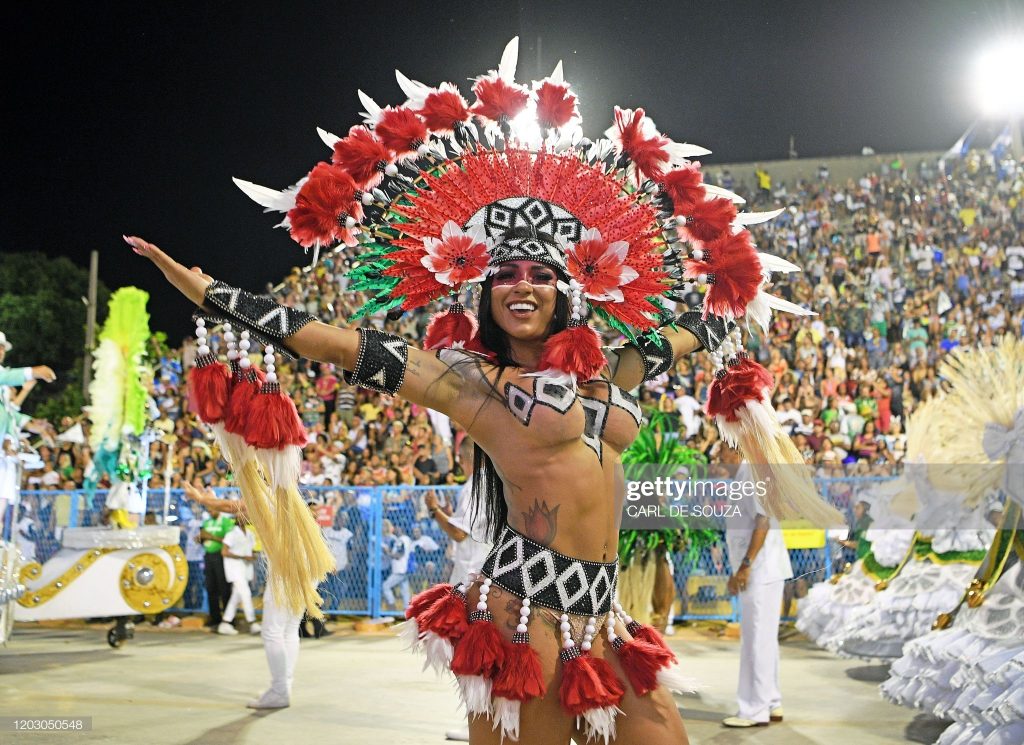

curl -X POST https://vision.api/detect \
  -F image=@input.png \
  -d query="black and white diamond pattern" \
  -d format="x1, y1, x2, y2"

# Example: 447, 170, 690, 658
578, 395, 608, 461
535, 380, 575, 413
505, 383, 536, 425
608, 383, 642, 427
481, 526, 619, 615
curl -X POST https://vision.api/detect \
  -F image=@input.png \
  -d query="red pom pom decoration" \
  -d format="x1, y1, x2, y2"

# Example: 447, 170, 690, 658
612, 107, 671, 182
189, 356, 231, 424
559, 652, 625, 716
492, 640, 547, 701
417, 587, 469, 641
244, 381, 308, 450
614, 637, 676, 696
451, 616, 506, 679
423, 305, 479, 351
682, 197, 737, 243
331, 126, 392, 188
660, 164, 704, 214
405, 583, 455, 621
534, 80, 577, 129
536, 323, 607, 382
471, 77, 529, 123
287, 163, 362, 248
224, 367, 264, 436
626, 620, 678, 662
708, 357, 775, 422
375, 107, 427, 158
684, 230, 763, 319
418, 86, 471, 133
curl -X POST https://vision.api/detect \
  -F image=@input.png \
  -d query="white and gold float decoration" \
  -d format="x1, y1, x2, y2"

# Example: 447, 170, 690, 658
14, 526, 187, 621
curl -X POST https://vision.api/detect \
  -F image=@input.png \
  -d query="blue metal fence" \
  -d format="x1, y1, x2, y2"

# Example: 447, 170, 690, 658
4, 477, 891, 623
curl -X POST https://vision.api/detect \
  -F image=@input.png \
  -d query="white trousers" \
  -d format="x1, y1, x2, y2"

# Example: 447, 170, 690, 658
261, 580, 302, 697
737, 574, 784, 722
382, 572, 410, 607
223, 579, 254, 623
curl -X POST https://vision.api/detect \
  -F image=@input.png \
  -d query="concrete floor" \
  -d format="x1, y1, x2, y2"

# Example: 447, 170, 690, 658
0, 622, 948, 745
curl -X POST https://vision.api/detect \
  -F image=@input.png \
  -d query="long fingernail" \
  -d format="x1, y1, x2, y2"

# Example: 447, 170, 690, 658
123, 235, 136, 246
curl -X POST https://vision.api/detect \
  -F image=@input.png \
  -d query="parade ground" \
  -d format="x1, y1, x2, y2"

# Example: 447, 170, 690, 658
1, 622, 946, 745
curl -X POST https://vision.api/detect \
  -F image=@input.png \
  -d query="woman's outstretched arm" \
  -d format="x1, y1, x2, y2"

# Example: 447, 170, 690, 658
127, 235, 483, 420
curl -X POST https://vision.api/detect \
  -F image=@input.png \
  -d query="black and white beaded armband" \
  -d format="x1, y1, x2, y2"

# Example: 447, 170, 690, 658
203, 281, 316, 355
342, 328, 409, 395
630, 330, 674, 381
669, 310, 733, 353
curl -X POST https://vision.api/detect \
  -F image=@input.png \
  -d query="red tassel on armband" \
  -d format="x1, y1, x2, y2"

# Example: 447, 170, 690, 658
613, 636, 675, 696
423, 304, 478, 351
189, 354, 232, 424
625, 620, 677, 662
224, 366, 265, 436
536, 322, 606, 382
706, 355, 774, 423
244, 380, 308, 450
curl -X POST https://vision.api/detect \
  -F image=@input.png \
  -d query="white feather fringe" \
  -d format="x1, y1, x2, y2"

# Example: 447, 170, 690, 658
457, 675, 494, 718
420, 631, 454, 675
656, 664, 701, 694
579, 706, 623, 744
395, 618, 422, 651
491, 697, 521, 741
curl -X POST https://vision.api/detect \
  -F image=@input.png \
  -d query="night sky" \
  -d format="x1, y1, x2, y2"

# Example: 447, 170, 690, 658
4, 1, 1022, 343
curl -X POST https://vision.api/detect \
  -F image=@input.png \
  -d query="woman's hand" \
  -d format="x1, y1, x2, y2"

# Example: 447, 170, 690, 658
124, 235, 213, 307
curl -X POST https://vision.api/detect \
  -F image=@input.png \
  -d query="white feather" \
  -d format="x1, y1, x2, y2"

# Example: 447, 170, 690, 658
744, 292, 773, 335
457, 675, 494, 717
757, 252, 801, 273
580, 706, 622, 745
498, 37, 519, 82
702, 183, 745, 204
761, 290, 815, 316
550, 60, 564, 85
395, 69, 431, 108
656, 664, 701, 694
317, 127, 340, 149
231, 177, 298, 213
357, 89, 382, 126
734, 208, 785, 226
396, 619, 422, 651
420, 630, 454, 675
665, 141, 712, 162
492, 698, 521, 741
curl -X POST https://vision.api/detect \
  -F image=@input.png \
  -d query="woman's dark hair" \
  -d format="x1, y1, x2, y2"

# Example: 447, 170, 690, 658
469, 272, 571, 542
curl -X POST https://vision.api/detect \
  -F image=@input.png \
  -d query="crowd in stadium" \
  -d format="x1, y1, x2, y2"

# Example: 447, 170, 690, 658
18, 153, 1024, 498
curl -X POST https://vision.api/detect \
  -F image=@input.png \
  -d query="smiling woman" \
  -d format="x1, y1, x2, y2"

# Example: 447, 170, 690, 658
130, 35, 836, 745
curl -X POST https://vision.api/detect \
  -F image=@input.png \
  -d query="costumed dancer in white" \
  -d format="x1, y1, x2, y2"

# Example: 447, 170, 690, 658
218, 512, 261, 635
721, 443, 792, 728
183, 483, 302, 709
881, 338, 1024, 745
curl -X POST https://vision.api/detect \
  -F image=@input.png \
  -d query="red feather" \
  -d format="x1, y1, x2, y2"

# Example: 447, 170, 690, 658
331, 126, 391, 187
243, 382, 308, 450
716, 357, 774, 421
492, 641, 547, 701
682, 197, 737, 243
424, 307, 479, 350
626, 621, 677, 661
536, 324, 607, 381
375, 107, 427, 157
471, 76, 529, 122
613, 107, 670, 182
417, 588, 468, 641
224, 367, 264, 436
189, 359, 231, 424
287, 163, 362, 248
450, 617, 506, 679
405, 583, 455, 621
559, 653, 625, 716
615, 638, 675, 696
534, 81, 577, 129
660, 164, 704, 214
684, 230, 762, 318
419, 87, 471, 133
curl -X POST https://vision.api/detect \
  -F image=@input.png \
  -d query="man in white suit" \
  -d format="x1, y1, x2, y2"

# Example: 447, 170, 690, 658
720, 442, 792, 728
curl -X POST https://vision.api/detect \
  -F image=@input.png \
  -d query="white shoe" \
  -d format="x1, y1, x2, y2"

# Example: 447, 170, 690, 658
444, 728, 469, 741
770, 706, 784, 722
217, 622, 239, 636
722, 716, 768, 728
249, 623, 262, 634
246, 689, 290, 709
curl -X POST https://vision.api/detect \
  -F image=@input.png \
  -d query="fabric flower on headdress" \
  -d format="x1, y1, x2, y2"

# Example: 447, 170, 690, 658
564, 228, 638, 303
420, 221, 492, 286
